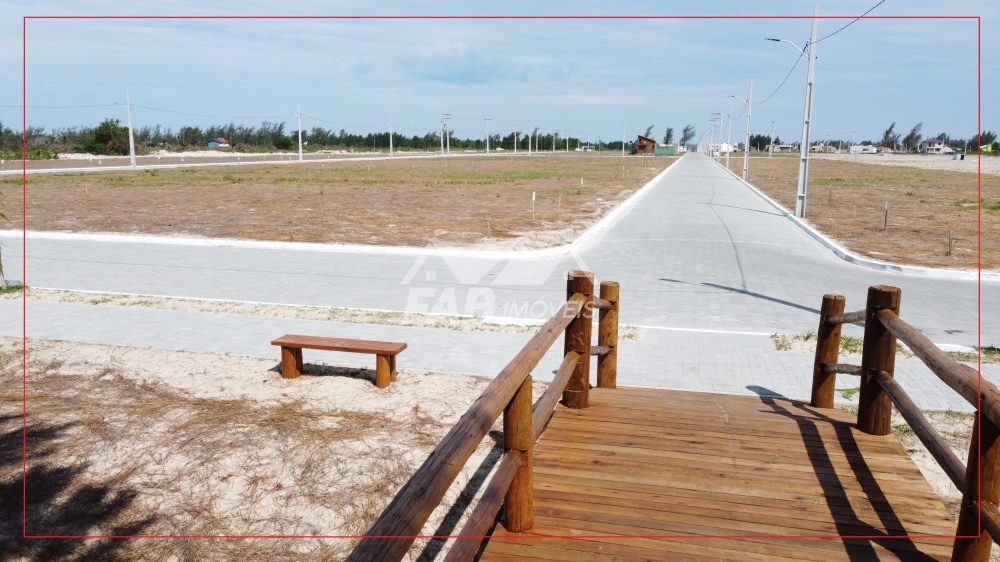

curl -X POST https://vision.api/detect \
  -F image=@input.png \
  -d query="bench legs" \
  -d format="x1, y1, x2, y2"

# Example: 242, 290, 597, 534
281, 346, 304, 379
376, 354, 392, 389
281, 347, 397, 388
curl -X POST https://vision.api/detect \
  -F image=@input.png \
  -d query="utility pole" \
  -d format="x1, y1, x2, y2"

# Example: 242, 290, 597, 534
388, 117, 393, 158
622, 122, 626, 157
552, 130, 555, 153
126, 90, 136, 167
440, 122, 444, 154
726, 101, 733, 169
442, 114, 451, 155
769, 120, 775, 157
513, 125, 518, 155
484, 118, 491, 154
743, 81, 753, 180
297, 105, 303, 161
795, 5, 819, 218
528, 120, 532, 155
566, 130, 570, 152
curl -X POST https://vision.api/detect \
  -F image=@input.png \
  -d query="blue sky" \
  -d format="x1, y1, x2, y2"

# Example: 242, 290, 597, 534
0, 1, 995, 144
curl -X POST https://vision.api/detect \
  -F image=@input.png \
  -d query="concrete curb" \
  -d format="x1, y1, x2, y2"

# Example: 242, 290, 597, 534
711, 157, 997, 282
1, 154, 683, 260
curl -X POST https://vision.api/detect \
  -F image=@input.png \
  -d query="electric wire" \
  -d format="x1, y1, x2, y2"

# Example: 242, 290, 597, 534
749, 0, 884, 108
814, 0, 887, 44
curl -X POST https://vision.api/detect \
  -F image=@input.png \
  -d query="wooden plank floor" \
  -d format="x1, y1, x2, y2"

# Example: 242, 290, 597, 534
480, 388, 956, 561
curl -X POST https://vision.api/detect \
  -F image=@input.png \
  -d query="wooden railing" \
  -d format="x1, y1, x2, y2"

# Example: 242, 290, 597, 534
810, 285, 1000, 562
346, 270, 620, 562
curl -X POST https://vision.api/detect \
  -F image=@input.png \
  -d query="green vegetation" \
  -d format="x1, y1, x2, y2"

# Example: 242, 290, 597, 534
840, 336, 863, 355
80, 119, 130, 156
0, 284, 23, 295
840, 387, 860, 400
893, 422, 915, 437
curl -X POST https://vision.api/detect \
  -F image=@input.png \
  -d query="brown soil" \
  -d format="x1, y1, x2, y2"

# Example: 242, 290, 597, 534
2, 154, 671, 249
0, 337, 547, 560
726, 155, 999, 270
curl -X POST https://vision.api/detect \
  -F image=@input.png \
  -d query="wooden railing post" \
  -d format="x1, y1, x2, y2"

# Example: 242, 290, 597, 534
811, 294, 845, 408
563, 270, 594, 409
953, 415, 1000, 561
857, 285, 901, 435
503, 375, 533, 532
597, 281, 619, 389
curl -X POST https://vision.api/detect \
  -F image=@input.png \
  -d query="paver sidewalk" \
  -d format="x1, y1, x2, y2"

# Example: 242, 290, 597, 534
4, 300, 993, 411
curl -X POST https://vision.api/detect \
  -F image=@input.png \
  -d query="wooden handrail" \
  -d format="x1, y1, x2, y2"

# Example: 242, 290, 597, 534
875, 309, 1000, 431
532, 352, 581, 442
593, 297, 613, 311
811, 294, 846, 408
346, 292, 587, 562
821, 363, 861, 376
980, 502, 1000, 546
826, 309, 865, 325
873, 371, 965, 489
443, 451, 524, 562
590, 345, 612, 357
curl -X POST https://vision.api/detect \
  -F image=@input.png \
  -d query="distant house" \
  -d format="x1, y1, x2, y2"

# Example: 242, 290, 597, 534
919, 138, 953, 154
767, 144, 795, 153
206, 138, 230, 149
634, 135, 656, 155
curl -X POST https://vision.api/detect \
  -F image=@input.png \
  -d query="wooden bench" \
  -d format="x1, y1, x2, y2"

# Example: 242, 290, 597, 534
270, 334, 407, 388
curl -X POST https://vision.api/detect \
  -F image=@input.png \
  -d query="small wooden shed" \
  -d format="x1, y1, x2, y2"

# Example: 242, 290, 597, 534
635, 135, 656, 155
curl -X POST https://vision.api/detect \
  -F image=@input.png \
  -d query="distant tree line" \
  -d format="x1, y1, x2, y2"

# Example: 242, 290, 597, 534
0, 118, 598, 159
2, 117, 996, 159
741, 125, 999, 153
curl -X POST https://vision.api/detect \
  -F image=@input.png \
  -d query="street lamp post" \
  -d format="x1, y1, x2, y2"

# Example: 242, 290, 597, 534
485, 118, 491, 154
767, 4, 819, 217
730, 80, 753, 181
770, 120, 775, 158
726, 101, 733, 169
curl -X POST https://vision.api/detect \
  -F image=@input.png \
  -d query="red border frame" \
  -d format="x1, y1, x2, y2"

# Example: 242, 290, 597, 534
19, 13, 983, 544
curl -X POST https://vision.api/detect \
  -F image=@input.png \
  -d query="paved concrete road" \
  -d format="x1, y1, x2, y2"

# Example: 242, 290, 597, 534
2, 152, 993, 346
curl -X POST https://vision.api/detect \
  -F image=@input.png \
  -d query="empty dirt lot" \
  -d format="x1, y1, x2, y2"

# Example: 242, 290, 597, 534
726, 155, 999, 270
1, 154, 672, 250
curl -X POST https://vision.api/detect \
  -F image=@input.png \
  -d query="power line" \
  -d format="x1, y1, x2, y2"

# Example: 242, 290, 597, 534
750, 0, 884, 109
0, 104, 116, 108
815, 0, 887, 44
753, 52, 804, 107
130, 103, 287, 120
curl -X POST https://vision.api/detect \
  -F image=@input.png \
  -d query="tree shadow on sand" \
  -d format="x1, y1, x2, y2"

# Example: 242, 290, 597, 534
0, 413, 155, 561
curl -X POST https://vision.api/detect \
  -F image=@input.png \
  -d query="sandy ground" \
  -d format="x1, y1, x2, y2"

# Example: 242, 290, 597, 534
815, 153, 1000, 176
1, 336, 554, 560
4, 154, 671, 250
726, 155, 998, 270
3, 334, 981, 559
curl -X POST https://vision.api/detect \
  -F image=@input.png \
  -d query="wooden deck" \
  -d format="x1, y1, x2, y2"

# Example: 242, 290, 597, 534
480, 387, 957, 561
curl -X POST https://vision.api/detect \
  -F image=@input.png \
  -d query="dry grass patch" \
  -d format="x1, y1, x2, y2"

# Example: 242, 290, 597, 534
1, 337, 536, 560
5, 154, 671, 249
727, 155, 999, 269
